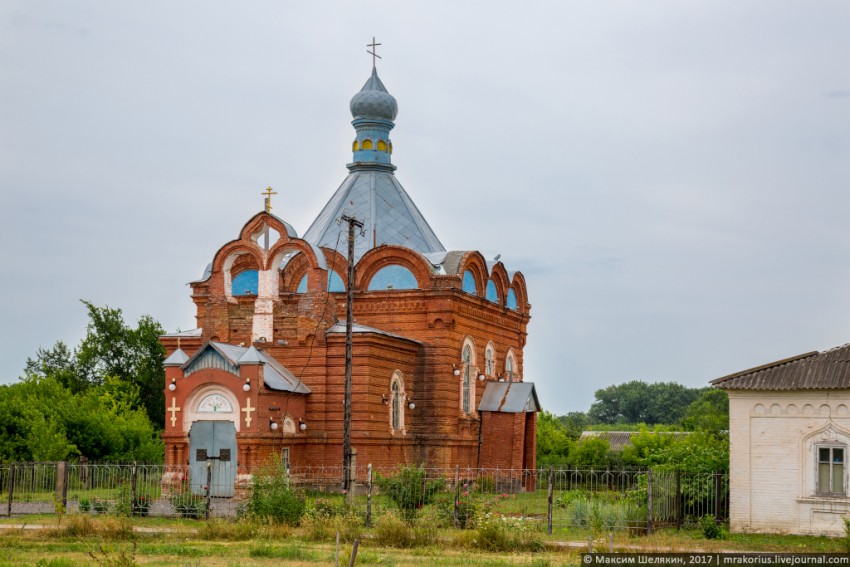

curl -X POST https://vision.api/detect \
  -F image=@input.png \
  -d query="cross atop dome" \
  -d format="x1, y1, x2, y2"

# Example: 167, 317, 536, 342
367, 36, 382, 69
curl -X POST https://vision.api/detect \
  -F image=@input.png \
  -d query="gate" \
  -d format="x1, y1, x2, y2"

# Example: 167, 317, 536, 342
189, 421, 237, 497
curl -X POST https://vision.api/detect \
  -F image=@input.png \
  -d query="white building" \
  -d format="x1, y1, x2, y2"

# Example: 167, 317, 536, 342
712, 344, 850, 535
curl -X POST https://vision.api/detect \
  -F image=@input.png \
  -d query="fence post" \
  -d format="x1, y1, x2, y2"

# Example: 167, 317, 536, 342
6, 465, 15, 516
347, 449, 356, 507
80, 456, 89, 491
566, 466, 572, 491
453, 465, 460, 528
365, 464, 372, 527
131, 462, 137, 515
675, 470, 682, 530
646, 469, 653, 535
714, 472, 721, 522
547, 465, 554, 535
56, 461, 68, 512
205, 462, 212, 521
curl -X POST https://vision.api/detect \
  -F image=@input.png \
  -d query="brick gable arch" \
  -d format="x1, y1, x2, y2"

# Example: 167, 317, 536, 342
266, 240, 324, 271
209, 244, 264, 300
280, 252, 310, 293
509, 272, 529, 314
454, 251, 489, 298
236, 211, 297, 244
489, 263, 511, 307
268, 241, 327, 295
355, 245, 433, 291
320, 249, 349, 291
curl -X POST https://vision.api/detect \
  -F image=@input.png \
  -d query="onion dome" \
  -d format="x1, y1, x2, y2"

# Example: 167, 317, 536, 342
350, 67, 398, 121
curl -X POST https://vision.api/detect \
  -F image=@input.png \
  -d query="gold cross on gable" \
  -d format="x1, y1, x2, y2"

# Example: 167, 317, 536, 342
242, 397, 255, 428
261, 186, 277, 213
168, 397, 181, 428
367, 36, 382, 68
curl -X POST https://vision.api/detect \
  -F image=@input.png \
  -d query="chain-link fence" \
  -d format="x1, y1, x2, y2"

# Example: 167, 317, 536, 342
0, 461, 727, 531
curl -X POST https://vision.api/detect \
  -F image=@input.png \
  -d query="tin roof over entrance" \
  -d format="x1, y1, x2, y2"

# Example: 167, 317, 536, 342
478, 382, 540, 413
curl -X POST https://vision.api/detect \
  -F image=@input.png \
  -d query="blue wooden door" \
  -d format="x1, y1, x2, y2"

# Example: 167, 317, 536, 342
189, 421, 237, 497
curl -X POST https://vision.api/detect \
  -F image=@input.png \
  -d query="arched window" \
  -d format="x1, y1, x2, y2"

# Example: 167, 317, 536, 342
296, 274, 308, 293
389, 372, 405, 434
506, 288, 519, 310
391, 381, 401, 431
485, 343, 495, 377
232, 270, 258, 296
462, 344, 472, 414
505, 351, 516, 382
361, 139, 373, 150
485, 279, 499, 303
367, 265, 418, 290
462, 270, 477, 295
377, 140, 388, 152
328, 270, 345, 292
352, 140, 359, 151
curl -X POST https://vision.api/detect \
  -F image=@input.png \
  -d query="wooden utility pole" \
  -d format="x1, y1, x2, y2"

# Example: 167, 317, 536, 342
340, 213, 363, 491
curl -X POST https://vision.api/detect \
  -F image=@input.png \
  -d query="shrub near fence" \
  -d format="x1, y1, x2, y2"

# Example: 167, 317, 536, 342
0, 461, 728, 533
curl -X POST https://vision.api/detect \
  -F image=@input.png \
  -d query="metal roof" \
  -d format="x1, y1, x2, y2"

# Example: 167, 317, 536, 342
579, 431, 692, 452
163, 348, 189, 367
181, 341, 311, 394
161, 328, 203, 338
302, 170, 445, 264
711, 343, 850, 390
325, 320, 420, 344
478, 382, 540, 413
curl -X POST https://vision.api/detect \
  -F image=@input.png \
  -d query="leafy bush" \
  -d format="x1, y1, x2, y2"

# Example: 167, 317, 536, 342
376, 465, 445, 522
699, 514, 726, 540
474, 513, 544, 552
79, 498, 91, 513
307, 496, 342, 519
247, 460, 305, 526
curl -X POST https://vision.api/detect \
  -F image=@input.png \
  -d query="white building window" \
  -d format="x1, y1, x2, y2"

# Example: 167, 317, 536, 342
817, 445, 845, 495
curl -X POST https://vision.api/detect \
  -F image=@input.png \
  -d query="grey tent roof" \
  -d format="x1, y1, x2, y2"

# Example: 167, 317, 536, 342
161, 328, 203, 338
164, 348, 190, 367
711, 343, 850, 390
325, 320, 420, 344
478, 382, 540, 413
302, 170, 445, 264
181, 341, 311, 394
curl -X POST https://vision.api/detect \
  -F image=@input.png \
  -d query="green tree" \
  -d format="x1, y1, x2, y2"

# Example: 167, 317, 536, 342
74, 301, 166, 427
24, 341, 86, 394
536, 411, 573, 465
682, 389, 729, 433
588, 381, 703, 425
558, 411, 589, 440
569, 436, 610, 469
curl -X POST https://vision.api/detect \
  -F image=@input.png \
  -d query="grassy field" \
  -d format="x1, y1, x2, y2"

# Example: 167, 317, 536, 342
0, 514, 846, 567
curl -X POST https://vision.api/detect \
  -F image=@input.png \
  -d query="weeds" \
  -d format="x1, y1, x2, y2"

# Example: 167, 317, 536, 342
246, 459, 306, 526
88, 542, 138, 566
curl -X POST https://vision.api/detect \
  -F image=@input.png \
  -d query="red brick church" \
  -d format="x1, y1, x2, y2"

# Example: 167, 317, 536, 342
159, 62, 539, 494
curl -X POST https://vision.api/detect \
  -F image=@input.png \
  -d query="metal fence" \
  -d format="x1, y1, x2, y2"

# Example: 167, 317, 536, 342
0, 461, 727, 531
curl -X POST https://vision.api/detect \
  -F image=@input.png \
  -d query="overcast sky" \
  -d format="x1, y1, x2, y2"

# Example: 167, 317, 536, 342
1, 2, 849, 416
